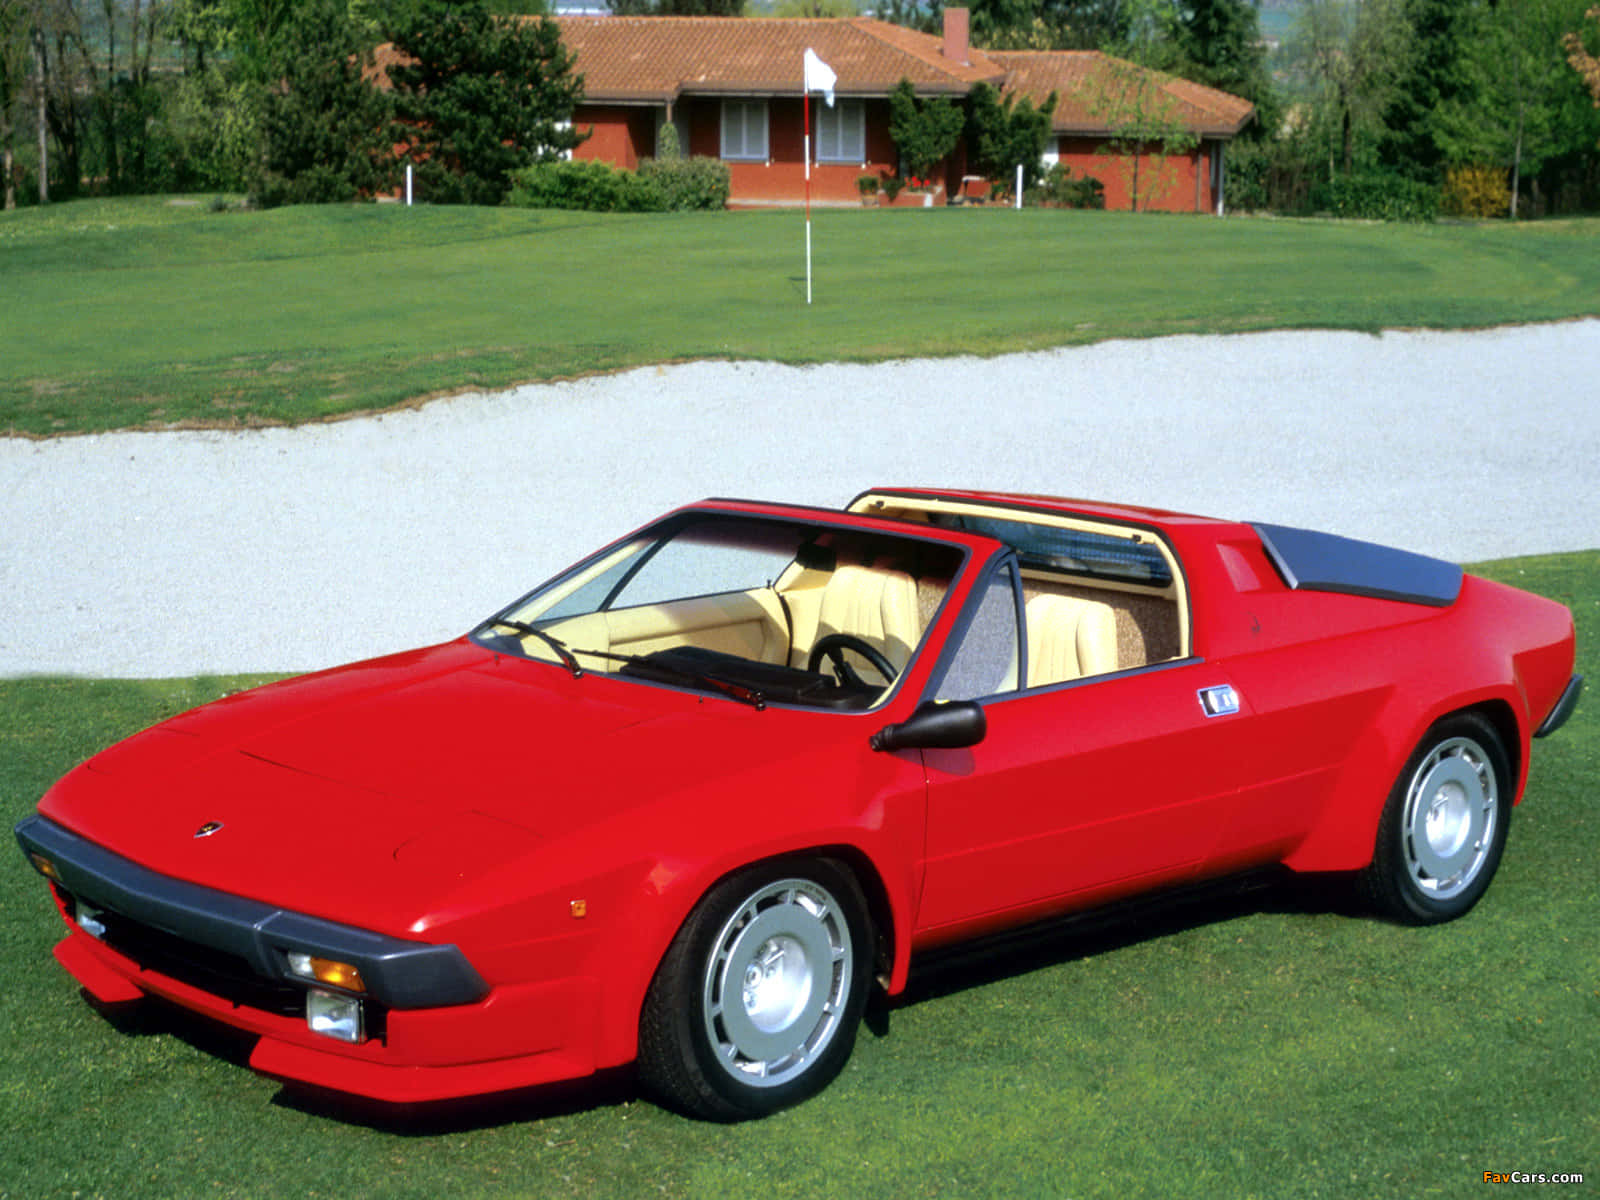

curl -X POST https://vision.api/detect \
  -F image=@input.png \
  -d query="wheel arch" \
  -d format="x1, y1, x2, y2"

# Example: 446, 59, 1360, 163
1460, 696, 1524, 800
1284, 687, 1527, 876
594, 840, 902, 1071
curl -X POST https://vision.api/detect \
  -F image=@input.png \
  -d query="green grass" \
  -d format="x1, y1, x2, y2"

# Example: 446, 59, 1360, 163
4, 196, 1600, 435
2, 553, 1594, 1199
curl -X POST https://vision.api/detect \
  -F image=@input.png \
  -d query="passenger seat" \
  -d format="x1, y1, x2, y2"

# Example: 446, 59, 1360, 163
1024, 593, 1118, 686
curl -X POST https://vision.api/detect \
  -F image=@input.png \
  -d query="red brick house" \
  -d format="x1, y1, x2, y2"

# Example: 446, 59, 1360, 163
555, 9, 1255, 213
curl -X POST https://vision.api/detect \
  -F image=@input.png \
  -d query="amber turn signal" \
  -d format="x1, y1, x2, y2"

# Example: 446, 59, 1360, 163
286, 951, 367, 994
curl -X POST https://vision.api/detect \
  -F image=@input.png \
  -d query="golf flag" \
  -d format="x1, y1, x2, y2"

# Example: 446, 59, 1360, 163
801, 49, 836, 305
803, 48, 836, 106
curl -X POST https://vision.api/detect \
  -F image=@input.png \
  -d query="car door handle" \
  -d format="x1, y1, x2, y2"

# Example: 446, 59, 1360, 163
1198, 685, 1240, 717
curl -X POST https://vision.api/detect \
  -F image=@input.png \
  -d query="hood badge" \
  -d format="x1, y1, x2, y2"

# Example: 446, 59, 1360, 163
193, 821, 224, 839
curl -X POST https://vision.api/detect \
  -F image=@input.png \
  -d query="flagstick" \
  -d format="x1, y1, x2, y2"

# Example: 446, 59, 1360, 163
804, 88, 812, 306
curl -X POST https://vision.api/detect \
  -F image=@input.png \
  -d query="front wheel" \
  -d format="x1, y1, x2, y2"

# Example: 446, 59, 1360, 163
638, 858, 871, 1120
1360, 712, 1511, 925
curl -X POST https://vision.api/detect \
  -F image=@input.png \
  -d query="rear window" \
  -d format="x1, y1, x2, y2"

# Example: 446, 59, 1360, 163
926, 513, 1172, 587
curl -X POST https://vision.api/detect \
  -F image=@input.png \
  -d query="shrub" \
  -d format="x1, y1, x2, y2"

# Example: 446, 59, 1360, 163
1310, 172, 1440, 222
966, 82, 1056, 193
506, 159, 663, 211
637, 155, 730, 210
888, 79, 963, 180
1025, 164, 1105, 209
857, 173, 880, 196
657, 122, 683, 161
1442, 164, 1511, 219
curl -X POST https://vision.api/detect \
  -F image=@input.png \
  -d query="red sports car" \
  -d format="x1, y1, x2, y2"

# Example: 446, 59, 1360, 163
15, 489, 1583, 1120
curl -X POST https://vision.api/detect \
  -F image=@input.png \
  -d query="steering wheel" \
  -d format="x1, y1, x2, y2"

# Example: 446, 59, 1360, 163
808, 633, 898, 686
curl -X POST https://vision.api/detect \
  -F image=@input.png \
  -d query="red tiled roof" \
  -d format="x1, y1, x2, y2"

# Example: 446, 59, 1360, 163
553, 15, 1005, 103
377, 15, 1253, 140
989, 50, 1255, 137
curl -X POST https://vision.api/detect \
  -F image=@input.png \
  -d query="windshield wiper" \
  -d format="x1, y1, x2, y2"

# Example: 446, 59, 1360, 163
579, 648, 767, 710
483, 618, 583, 678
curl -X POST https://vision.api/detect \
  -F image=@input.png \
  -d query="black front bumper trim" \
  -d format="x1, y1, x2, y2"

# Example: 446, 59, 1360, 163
14, 815, 488, 1010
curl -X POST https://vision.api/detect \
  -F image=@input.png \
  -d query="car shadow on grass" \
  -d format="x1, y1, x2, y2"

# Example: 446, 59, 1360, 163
885, 867, 1363, 1017
86, 985, 640, 1134
268, 1068, 642, 1136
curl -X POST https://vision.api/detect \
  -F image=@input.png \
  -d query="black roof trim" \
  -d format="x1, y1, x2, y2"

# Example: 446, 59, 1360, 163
1252, 523, 1462, 608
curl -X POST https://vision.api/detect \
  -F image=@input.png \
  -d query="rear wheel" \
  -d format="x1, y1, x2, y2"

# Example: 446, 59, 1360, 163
638, 858, 871, 1121
1360, 713, 1511, 924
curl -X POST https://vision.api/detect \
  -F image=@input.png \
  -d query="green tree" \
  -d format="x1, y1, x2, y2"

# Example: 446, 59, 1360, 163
1564, 3, 1600, 101
772, 0, 861, 15
607, 0, 745, 15
387, 0, 583, 205
254, 0, 394, 206
875, 0, 941, 35
967, 0, 1143, 50
888, 77, 964, 180
1286, 0, 1412, 177
1379, 0, 1475, 180
966, 80, 1056, 189
1435, 0, 1596, 217
1, 0, 27, 207
1166, 0, 1275, 132
1086, 54, 1199, 209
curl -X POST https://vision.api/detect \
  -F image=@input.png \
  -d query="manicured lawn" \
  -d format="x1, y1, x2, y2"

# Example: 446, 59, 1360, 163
3, 197, 1599, 435
2, 553, 1594, 1199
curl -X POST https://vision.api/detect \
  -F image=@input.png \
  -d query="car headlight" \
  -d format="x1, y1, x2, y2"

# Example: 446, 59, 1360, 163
306, 989, 365, 1043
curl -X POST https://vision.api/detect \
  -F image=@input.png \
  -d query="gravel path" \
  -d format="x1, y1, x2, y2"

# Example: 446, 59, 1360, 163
4, 321, 1597, 679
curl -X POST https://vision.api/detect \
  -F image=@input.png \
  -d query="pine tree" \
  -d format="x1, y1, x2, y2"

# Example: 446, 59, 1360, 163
1169, 0, 1275, 135
1379, 0, 1474, 180
254, 0, 395, 207
388, 0, 584, 205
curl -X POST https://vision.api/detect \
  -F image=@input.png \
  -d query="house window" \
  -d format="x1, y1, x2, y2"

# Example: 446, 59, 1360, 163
815, 99, 865, 164
720, 100, 768, 162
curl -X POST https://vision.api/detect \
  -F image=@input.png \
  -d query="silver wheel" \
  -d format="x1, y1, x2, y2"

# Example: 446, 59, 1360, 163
1399, 735, 1498, 900
701, 878, 853, 1089
1361, 713, 1512, 925
639, 858, 871, 1119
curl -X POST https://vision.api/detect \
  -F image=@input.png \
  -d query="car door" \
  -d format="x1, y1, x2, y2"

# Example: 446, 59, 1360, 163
913, 560, 1261, 935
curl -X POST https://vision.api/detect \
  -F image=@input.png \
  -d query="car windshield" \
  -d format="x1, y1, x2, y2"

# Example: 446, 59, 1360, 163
474, 512, 965, 710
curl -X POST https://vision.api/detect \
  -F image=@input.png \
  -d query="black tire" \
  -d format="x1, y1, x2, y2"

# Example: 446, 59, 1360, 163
1359, 712, 1512, 925
637, 858, 872, 1121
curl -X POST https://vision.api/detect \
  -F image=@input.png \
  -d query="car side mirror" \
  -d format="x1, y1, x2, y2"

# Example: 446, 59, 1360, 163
870, 700, 986, 753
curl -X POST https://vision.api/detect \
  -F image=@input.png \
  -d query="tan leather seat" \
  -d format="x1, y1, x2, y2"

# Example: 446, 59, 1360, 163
1025, 593, 1118, 686
815, 565, 922, 672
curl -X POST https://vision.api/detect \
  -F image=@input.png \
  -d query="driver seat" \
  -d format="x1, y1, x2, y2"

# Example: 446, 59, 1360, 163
814, 565, 922, 674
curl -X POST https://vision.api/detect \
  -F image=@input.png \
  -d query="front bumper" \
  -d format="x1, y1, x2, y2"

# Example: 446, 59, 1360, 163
16, 815, 486, 1009
16, 815, 601, 1102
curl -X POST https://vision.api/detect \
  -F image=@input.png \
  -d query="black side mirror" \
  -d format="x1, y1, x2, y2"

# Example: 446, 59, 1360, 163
870, 700, 986, 753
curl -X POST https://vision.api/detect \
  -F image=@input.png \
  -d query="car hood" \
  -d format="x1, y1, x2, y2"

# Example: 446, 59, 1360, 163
39, 641, 869, 935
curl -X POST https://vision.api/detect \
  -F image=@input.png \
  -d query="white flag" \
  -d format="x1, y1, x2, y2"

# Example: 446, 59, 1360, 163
803, 48, 836, 107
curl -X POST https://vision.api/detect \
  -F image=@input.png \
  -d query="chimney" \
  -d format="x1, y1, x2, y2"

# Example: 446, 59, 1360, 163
943, 6, 970, 66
